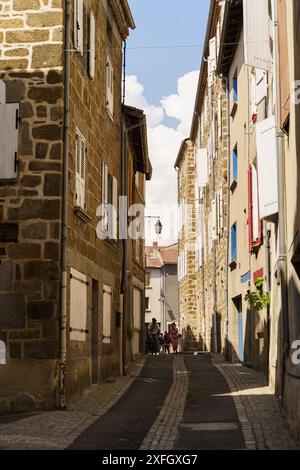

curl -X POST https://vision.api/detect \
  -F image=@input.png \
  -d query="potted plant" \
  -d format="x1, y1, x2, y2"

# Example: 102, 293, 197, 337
245, 277, 270, 312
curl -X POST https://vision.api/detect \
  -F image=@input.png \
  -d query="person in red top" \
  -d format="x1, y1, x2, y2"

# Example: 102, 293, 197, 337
169, 322, 179, 354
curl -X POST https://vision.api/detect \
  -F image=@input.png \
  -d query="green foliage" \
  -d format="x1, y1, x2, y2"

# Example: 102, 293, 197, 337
245, 277, 270, 311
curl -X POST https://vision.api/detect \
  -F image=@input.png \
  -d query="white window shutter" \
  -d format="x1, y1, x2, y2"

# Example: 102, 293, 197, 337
250, 71, 257, 116
251, 164, 260, 240
209, 37, 217, 72
70, 268, 88, 341
103, 285, 112, 344
106, 56, 114, 117
243, 0, 271, 70
89, 12, 96, 79
212, 199, 217, 241
219, 183, 224, 232
196, 148, 208, 188
0, 103, 19, 180
218, 94, 222, 141
112, 176, 118, 239
255, 69, 268, 105
75, 129, 86, 209
256, 115, 279, 218
74, 0, 84, 55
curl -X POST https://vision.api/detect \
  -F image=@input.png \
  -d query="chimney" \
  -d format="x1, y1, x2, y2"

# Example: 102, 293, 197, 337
152, 241, 159, 258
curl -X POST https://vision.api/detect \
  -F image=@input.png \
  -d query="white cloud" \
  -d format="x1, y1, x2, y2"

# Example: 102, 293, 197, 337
125, 75, 164, 128
125, 71, 199, 245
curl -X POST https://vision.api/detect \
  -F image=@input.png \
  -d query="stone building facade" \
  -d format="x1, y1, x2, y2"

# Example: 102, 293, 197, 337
0, 0, 150, 414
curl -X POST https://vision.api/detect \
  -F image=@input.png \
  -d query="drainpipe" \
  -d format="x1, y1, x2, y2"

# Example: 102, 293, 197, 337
59, 0, 71, 409
223, 75, 231, 361
273, 0, 290, 398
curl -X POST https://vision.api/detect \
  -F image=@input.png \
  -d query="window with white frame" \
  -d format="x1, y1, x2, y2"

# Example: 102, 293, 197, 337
103, 285, 112, 344
75, 129, 87, 210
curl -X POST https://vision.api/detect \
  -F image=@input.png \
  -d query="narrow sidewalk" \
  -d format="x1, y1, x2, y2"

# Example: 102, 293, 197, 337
0, 357, 145, 450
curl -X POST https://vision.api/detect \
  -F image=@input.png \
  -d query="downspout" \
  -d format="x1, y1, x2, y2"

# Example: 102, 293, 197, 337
223, 76, 231, 361
273, 0, 290, 397
59, 0, 71, 409
120, 40, 126, 376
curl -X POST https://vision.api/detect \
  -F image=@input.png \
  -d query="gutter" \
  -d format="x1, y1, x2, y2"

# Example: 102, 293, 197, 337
59, 0, 71, 409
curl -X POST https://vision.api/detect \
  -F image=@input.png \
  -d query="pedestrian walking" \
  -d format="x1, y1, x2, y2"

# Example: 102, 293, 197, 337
147, 318, 160, 355
169, 322, 179, 354
162, 331, 171, 354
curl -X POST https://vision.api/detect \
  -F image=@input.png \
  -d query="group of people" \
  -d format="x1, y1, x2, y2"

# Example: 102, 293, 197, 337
146, 318, 181, 355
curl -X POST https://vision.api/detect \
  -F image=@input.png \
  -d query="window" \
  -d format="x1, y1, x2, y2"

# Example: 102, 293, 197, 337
74, 0, 84, 55
75, 129, 87, 210
232, 146, 238, 182
233, 73, 238, 104
70, 268, 88, 341
0, 82, 19, 181
145, 271, 151, 287
103, 285, 112, 344
102, 162, 118, 239
106, 56, 114, 117
88, 12, 95, 80
231, 223, 237, 263
145, 297, 150, 311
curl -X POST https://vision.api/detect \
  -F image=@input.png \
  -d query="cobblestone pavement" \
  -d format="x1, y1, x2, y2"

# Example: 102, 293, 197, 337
212, 355, 300, 450
0, 353, 299, 450
0, 357, 145, 450
140, 354, 188, 450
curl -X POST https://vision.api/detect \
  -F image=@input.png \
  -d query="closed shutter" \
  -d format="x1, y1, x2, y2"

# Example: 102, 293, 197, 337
106, 56, 114, 117
0, 103, 19, 180
243, 0, 271, 70
0, 80, 5, 103
103, 285, 112, 344
231, 224, 237, 262
74, 0, 84, 55
112, 176, 118, 239
89, 12, 96, 79
75, 129, 86, 209
256, 69, 268, 105
70, 268, 88, 341
256, 115, 279, 218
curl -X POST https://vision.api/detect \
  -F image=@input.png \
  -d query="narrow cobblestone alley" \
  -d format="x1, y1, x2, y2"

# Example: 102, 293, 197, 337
0, 354, 298, 451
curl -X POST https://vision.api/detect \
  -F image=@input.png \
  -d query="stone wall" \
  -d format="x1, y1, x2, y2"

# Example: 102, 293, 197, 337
0, 0, 64, 413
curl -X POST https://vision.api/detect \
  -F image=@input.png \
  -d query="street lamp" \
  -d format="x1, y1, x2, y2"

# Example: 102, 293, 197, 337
145, 216, 163, 235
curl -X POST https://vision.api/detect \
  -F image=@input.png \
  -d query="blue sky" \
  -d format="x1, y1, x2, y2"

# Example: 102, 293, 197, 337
125, 0, 211, 244
126, 0, 210, 107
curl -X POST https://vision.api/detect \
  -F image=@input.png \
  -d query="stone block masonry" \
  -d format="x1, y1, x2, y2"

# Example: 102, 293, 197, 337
0, 0, 64, 413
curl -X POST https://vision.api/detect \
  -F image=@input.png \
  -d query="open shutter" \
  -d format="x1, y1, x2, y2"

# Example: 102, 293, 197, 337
112, 176, 118, 239
250, 71, 257, 117
256, 115, 279, 218
106, 56, 114, 117
256, 69, 268, 105
89, 12, 96, 79
278, 0, 290, 128
243, 0, 271, 70
251, 164, 259, 241
209, 37, 217, 72
196, 148, 208, 188
103, 285, 112, 344
0, 103, 19, 180
74, 0, 84, 55
217, 94, 222, 141
102, 162, 109, 232
75, 129, 86, 209
219, 183, 224, 232
212, 199, 217, 241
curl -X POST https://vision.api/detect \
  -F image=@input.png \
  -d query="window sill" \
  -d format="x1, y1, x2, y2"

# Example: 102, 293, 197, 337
74, 206, 92, 223
231, 102, 238, 118
230, 180, 237, 192
229, 260, 237, 271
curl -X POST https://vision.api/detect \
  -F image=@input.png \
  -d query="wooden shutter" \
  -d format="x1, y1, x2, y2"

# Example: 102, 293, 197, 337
74, 0, 84, 55
250, 71, 257, 116
218, 94, 222, 141
89, 12, 96, 79
243, 0, 271, 70
219, 183, 224, 232
103, 285, 112, 344
278, 0, 290, 128
256, 115, 279, 218
231, 224, 237, 262
70, 268, 88, 341
256, 69, 268, 105
196, 148, 208, 188
75, 129, 86, 209
0, 80, 5, 103
106, 56, 114, 117
112, 176, 118, 239
0, 103, 19, 180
